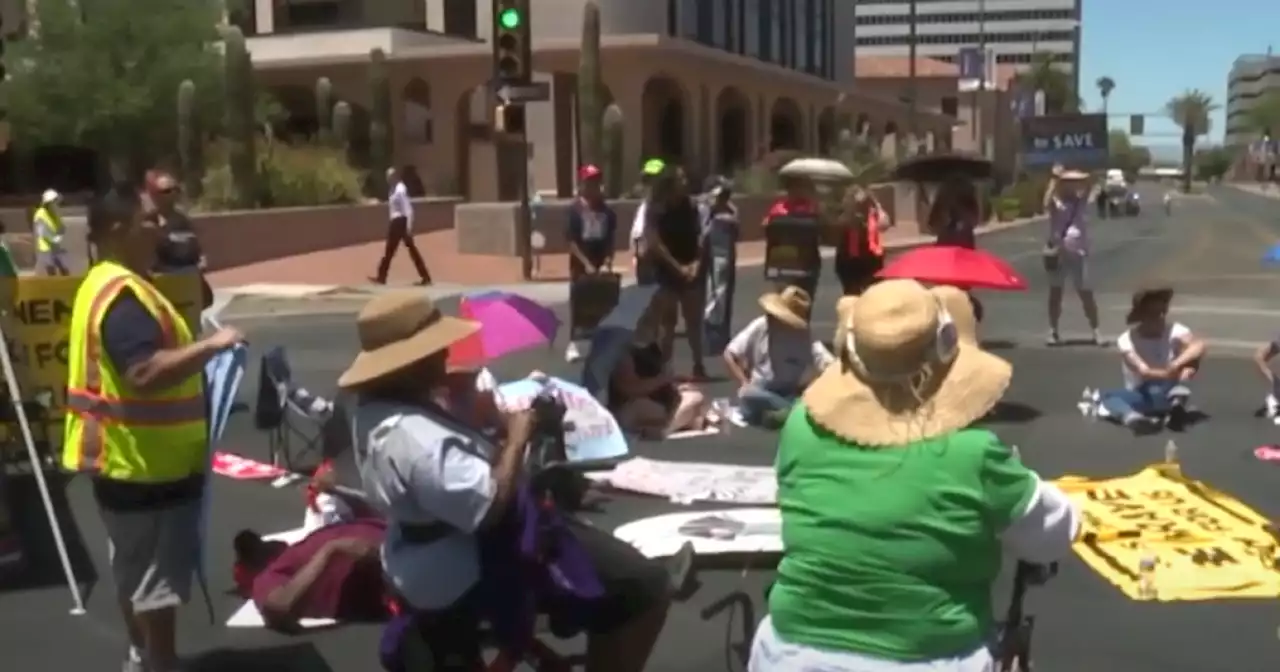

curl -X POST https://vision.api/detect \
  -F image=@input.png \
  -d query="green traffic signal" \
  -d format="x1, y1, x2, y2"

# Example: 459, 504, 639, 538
498, 8, 521, 30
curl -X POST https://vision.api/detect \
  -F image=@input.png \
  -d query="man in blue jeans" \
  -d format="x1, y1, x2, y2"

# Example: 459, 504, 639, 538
723, 286, 833, 429
1101, 288, 1206, 432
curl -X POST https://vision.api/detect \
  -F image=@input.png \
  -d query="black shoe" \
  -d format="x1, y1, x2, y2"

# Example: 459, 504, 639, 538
691, 364, 709, 381
1166, 404, 1190, 432
368, 275, 386, 285
416, 278, 432, 286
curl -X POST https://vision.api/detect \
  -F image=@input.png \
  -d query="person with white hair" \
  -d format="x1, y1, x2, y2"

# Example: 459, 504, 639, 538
34, 188, 69, 276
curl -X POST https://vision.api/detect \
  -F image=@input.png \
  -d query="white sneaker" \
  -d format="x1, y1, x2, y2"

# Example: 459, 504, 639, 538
565, 342, 582, 362
1266, 394, 1278, 419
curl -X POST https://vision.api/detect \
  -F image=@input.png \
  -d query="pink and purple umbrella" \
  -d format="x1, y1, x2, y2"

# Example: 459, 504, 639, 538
447, 291, 560, 368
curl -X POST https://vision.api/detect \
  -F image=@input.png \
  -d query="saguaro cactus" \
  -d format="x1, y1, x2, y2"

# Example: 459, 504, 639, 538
176, 79, 202, 197
223, 26, 257, 208
368, 48, 392, 195
332, 101, 352, 150
601, 104, 624, 198
577, 0, 603, 167
315, 77, 333, 143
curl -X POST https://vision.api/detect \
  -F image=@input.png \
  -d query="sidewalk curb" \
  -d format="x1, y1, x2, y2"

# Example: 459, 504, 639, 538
216, 215, 1045, 322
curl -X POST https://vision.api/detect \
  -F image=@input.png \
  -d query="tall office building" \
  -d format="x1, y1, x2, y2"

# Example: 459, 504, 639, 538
1225, 53, 1280, 148
853, 0, 1081, 86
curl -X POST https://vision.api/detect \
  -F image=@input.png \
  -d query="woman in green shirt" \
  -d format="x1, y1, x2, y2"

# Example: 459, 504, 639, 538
751, 279, 1079, 672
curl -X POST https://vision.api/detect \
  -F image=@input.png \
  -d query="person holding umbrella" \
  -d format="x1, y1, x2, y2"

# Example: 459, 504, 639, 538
1042, 166, 1101, 346
926, 175, 981, 249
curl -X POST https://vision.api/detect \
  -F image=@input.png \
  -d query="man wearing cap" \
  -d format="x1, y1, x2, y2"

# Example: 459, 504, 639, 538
1042, 166, 1101, 345
66, 184, 245, 672
34, 188, 69, 276
629, 158, 666, 283
565, 164, 618, 361
341, 291, 671, 672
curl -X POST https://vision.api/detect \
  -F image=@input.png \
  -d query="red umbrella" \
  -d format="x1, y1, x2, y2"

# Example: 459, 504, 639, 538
878, 245, 1027, 291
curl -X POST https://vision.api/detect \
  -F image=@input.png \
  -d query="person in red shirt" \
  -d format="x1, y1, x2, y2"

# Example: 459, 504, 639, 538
765, 174, 819, 220
233, 519, 389, 631
763, 173, 822, 299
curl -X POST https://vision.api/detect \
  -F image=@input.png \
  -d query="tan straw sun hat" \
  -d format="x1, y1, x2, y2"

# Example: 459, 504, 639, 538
759, 286, 812, 329
833, 296, 859, 358
338, 291, 481, 389
803, 279, 1011, 446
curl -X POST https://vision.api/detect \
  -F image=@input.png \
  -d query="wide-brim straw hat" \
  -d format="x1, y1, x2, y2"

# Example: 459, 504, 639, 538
338, 291, 480, 389
804, 279, 1011, 446
759, 286, 812, 329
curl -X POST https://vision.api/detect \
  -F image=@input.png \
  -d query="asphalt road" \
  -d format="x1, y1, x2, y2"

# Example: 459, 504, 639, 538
5, 185, 1280, 671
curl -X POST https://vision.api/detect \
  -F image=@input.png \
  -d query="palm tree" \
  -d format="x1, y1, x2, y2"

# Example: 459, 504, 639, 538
1164, 89, 1219, 193
1015, 52, 1079, 114
1096, 76, 1116, 115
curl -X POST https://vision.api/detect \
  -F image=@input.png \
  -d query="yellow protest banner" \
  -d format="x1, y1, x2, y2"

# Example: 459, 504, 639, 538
0, 274, 202, 421
1057, 466, 1280, 602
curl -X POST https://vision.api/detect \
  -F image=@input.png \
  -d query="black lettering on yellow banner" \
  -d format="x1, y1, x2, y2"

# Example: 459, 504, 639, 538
11, 297, 73, 326
1087, 488, 1131, 501
1146, 489, 1186, 504
1174, 546, 1238, 567
1171, 507, 1227, 533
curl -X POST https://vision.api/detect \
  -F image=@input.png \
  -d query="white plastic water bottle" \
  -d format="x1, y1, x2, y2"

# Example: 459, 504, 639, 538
712, 398, 732, 435
1138, 548, 1158, 600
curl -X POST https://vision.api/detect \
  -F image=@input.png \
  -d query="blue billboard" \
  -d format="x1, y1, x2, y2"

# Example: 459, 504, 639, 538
1020, 114, 1109, 169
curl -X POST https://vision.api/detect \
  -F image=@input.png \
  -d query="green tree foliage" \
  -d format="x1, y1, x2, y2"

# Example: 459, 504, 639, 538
1108, 129, 1152, 176
1015, 53, 1079, 114
1096, 76, 1115, 114
5, 0, 225, 177
1193, 145, 1235, 182
1164, 89, 1218, 193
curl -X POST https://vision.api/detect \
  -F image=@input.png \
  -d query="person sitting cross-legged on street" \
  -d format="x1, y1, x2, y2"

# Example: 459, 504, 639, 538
1100, 287, 1206, 432
609, 340, 711, 438
724, 286, 834, 429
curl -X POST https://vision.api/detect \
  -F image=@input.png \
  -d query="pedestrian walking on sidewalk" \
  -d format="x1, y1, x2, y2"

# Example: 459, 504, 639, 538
371, 167, 431, 285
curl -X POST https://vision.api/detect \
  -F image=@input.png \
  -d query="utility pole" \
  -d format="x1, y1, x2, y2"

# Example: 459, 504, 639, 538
907, 0, 918, 151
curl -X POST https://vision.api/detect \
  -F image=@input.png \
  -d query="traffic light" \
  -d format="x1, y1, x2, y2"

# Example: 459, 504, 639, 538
1130, 114, 1144, 136
492, 0, 531, 83
495, 104, 526, 134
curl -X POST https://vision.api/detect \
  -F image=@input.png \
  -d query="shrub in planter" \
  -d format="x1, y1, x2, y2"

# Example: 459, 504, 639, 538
197, 141, 364, 211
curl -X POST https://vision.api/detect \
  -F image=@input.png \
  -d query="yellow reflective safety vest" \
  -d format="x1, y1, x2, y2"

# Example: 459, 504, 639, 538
33, 205, 63, 253
62, 261, 207, 482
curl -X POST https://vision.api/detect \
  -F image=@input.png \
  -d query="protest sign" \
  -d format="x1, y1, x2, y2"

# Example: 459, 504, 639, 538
1056, 466, 1280, 601
496, 376, 629, 464
0, 274, 201, 424
589, 457, 776, 505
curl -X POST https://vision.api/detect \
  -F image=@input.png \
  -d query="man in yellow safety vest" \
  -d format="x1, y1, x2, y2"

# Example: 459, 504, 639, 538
34, 188, 69, 275
63, 183, 243, 672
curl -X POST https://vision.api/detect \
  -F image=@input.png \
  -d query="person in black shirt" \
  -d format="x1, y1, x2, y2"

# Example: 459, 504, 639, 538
148, 172, 213, 308
642, 166, 707, 378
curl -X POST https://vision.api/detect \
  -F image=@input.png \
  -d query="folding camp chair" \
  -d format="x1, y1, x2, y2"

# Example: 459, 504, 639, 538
253, 346, 332, 470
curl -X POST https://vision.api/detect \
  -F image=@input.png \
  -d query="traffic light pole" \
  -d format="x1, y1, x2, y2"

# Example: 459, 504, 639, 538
517, 125, 533, 280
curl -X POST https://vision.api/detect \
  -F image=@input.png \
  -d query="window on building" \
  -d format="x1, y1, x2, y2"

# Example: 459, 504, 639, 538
940, 97, 959, 117
780, 0, 793, 67
813, 0, 828, 77
710, 0, 728, 48
282, 1, 342, 28
667, 0, 677, 36
443, 0, 476, 38
766, 0, 781, 63
680, 0, 700, 41
795, 0, 811, 73
744, 0, 761, 58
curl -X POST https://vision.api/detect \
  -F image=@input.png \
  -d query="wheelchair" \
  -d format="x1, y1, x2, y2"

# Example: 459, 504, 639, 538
699, 560, 1057, 672
378, 388, 696, 672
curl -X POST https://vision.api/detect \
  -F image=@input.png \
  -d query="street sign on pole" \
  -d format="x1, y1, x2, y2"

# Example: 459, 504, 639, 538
494, 80, 550, 105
